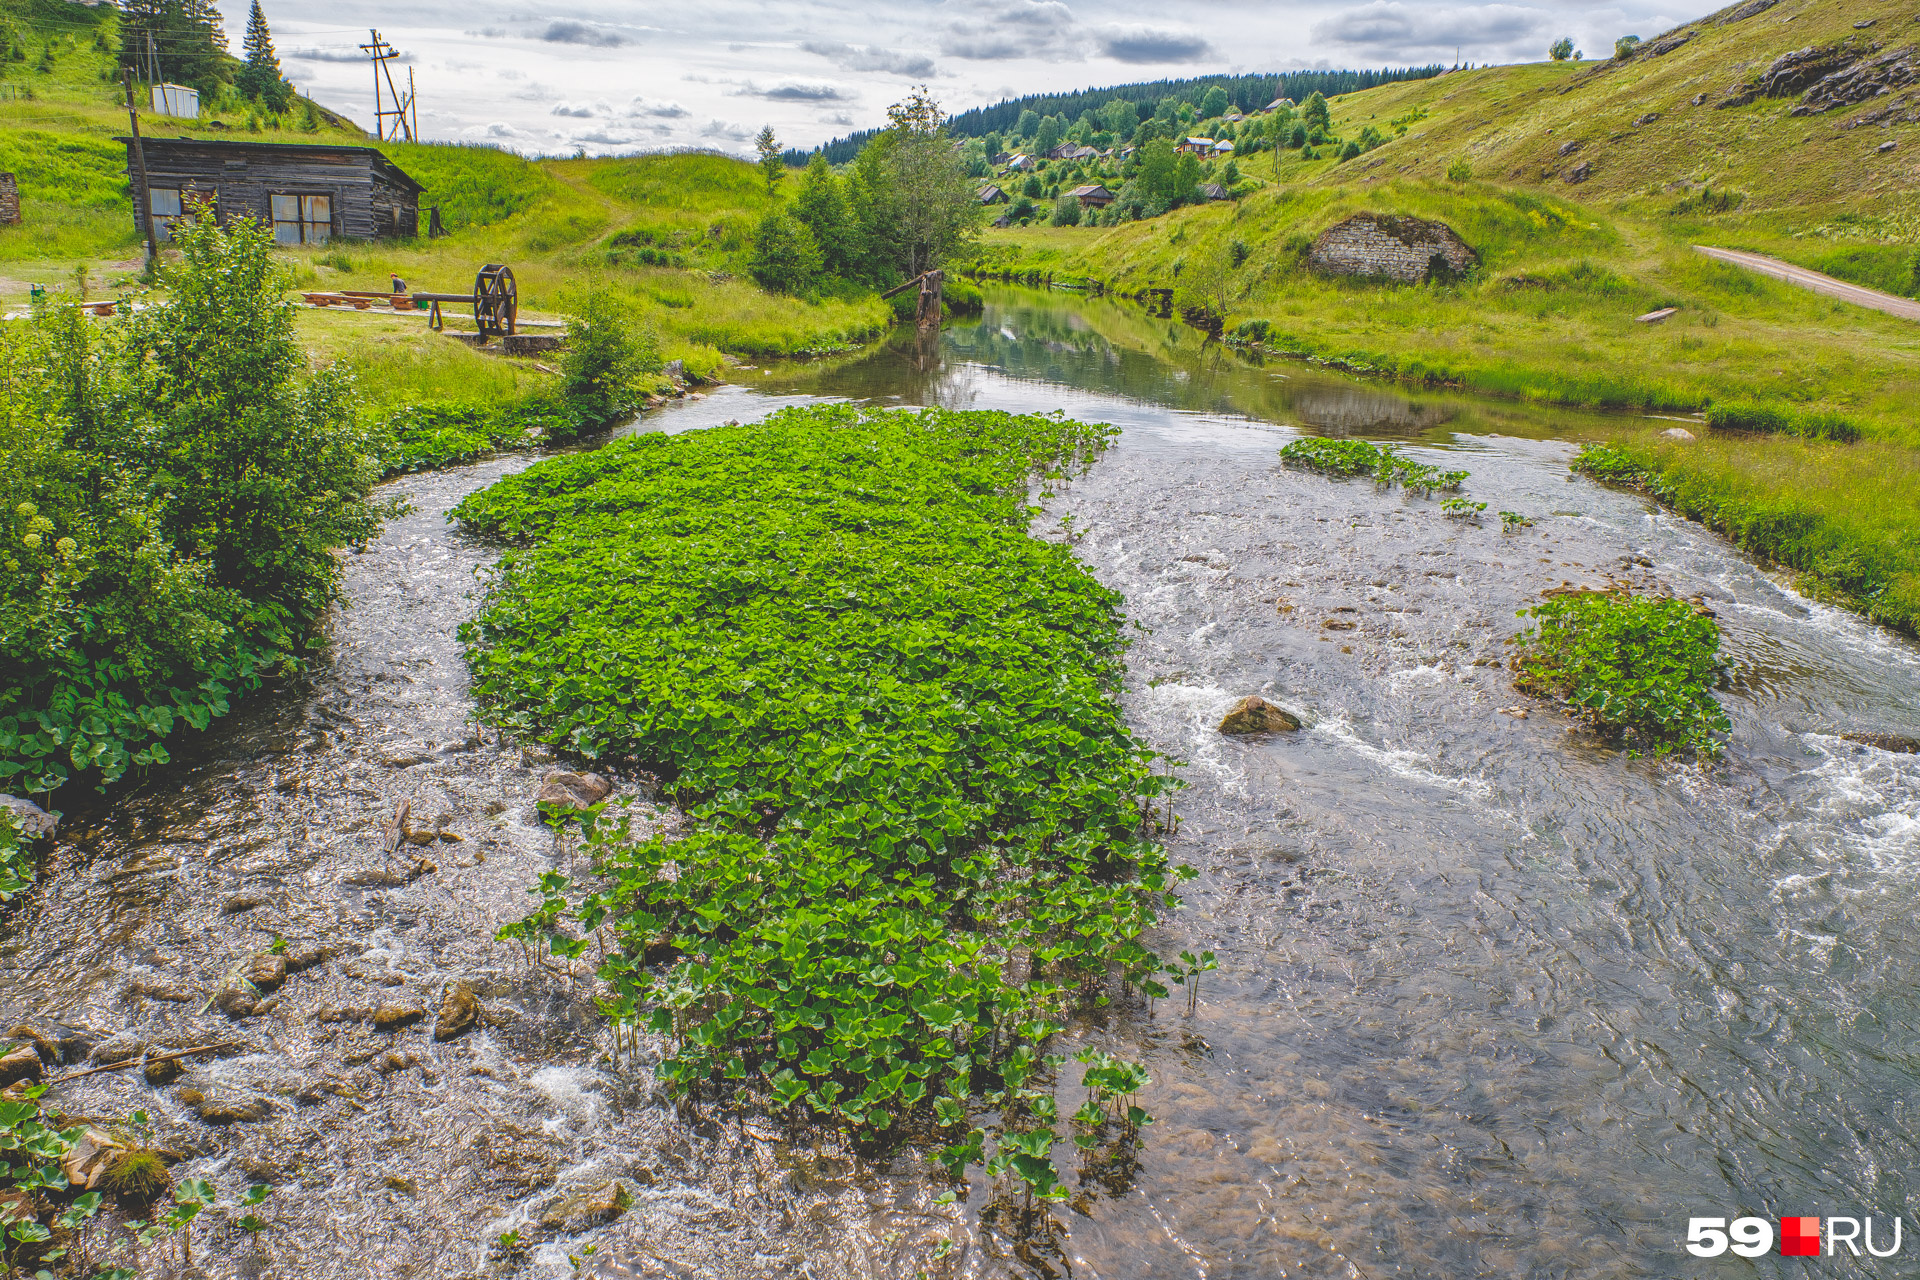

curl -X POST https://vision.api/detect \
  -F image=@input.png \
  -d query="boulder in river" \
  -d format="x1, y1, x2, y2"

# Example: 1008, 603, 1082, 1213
372, 1000, 427, 1032
537, 772, 613, 811
1661, 427, 1697, 441
244, 954, 288, 992
0, 1044, 43, 1086
0, 794, 57, 839
1219, 697, 1302, 735
537, 1179, 635, 1233
435, 981, 482, 1041
181, 1089, 272, 1124
214, 984, 260, 1019
1841, 731, 1920, 754
61, 1127, 126, 1190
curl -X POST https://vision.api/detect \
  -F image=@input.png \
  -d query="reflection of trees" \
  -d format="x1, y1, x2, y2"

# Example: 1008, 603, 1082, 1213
755, 285, 1469, 440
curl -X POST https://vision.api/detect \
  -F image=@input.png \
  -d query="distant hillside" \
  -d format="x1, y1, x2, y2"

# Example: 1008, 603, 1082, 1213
1306, 0, 1916, 214
786, 67, 1445, 165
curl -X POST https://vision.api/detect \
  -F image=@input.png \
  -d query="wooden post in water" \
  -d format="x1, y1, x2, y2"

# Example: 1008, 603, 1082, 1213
883, 269, 946, 331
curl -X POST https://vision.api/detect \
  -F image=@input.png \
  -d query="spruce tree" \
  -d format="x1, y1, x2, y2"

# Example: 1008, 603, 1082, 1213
238, 1, 287, 109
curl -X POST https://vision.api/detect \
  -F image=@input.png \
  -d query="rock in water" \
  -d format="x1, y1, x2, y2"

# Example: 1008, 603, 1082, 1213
435, 981, 481, 1041
0, 1044, 43, 1086
372, 1001, 426, 1032
0, 795, 57, 839
1841, 732, 1920, 754
1661, 427, 1696, 441
537, 1180, 635, 1233
188, 1092, 272, 1124
61, 1127, 125, 1190
1218, 696, 1302, 735
537, 772, 613, 810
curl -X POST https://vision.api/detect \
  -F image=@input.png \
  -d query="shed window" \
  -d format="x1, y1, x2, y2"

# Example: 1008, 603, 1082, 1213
148, 186, 183, 239
270, 193, 332, 245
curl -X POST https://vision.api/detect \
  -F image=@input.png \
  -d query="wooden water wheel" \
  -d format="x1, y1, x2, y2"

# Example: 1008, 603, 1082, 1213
473, 264, 517, 338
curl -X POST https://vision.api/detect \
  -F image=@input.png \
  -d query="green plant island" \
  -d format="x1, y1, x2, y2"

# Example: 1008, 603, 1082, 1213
456, 402, 1190, 1203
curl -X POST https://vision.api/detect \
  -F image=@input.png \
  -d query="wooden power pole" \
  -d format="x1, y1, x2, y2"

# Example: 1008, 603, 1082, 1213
122, 67, 159, 268
359, 29, 413, 141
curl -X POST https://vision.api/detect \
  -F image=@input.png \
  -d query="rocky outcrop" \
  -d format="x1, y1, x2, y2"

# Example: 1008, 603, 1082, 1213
1717, 0, 1778, 25
1218, 697, 1302, 735
0, 1044, 42, 1086
1306, 214, 1479, 284
372, 1000, 427, 1032
1565, 161, 1593, 184
1794, 46, 1916, 115
1720, 42, 1872, 107
1841, 731, 1920, 754
537, 1180, 634, 1233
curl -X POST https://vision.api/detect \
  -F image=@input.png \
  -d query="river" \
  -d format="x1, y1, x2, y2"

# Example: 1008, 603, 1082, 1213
5, 286, 1918, 1279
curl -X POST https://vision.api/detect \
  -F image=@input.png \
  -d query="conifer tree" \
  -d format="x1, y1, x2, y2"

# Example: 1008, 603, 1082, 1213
237, 1, 289, 110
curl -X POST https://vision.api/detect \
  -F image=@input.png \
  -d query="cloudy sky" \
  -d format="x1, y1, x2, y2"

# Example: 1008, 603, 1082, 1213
222, 0, 1687, 157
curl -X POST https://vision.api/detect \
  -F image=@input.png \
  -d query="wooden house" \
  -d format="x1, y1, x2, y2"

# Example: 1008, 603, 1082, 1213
978, 184, 1008, 205
1200, 182, 1232, 201
118, 137, 424, 244
1004, 153, 1035, 172
1067, 183, 1114, 209
1263, 97, 1295, 112
1177, 136, 1216, 155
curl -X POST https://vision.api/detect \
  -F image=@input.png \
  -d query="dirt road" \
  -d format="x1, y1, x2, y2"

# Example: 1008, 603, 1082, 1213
1695, 245, 1920, 322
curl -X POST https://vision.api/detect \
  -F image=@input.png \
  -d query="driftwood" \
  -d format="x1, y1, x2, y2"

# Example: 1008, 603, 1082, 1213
55, 1043, 244, 1085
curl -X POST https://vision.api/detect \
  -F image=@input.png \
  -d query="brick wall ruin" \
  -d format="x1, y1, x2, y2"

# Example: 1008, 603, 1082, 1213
1306, 213, 1479, 284
0, 173, 19, 226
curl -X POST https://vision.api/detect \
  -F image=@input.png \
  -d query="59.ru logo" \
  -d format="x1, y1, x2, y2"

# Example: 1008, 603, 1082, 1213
1686, 1217, 1903, 1258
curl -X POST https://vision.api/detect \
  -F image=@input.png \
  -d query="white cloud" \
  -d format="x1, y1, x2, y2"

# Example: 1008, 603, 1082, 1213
1309, 2, 1556, 60
801, 40, 938, 77
1093, 24, 1211, 63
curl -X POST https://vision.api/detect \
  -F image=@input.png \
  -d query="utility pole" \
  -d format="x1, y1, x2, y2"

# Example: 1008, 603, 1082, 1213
358, 29, 413, 141
122, 67, 159, 270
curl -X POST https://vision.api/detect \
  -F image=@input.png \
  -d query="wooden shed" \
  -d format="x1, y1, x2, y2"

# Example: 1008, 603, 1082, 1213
118, 137, 423, 244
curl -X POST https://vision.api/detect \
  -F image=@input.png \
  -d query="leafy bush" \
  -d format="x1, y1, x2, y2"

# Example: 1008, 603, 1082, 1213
1705, 400, 1860, 443
1050, 194, 1082, 226
1446, 157, 1473, 182
559, 289, 663, 430
0, 807, 31, 903
747, 210, 824, 295
1511, 590, 1729, 757
456, 404, 1177, 1183
0, 214, 384, 800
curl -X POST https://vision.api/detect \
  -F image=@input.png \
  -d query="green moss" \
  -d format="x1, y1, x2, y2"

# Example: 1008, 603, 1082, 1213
103, 1148, 171, 1203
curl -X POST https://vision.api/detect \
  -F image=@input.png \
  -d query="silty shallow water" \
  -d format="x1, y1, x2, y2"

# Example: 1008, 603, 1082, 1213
4, 286, 1916, 1279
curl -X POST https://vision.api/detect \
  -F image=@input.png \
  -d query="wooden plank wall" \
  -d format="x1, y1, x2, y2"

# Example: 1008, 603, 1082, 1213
125, 141, 419, 241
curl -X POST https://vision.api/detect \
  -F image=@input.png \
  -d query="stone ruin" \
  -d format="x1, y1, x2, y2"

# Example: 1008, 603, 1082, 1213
1306, 213, 1480, 284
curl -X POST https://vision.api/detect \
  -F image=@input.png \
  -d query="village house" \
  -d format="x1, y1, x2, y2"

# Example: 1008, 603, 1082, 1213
1200, 182, 1232, 201
977, 184, 1007, 205
1213, 139, 1235, 155
1067, 183, 1114, 210
1177, 136, 1216, 155
1223, 112, 1245, 123
1263, 97, 1295, 112
119, 136, 423, 243
1003, 153, 1035, 172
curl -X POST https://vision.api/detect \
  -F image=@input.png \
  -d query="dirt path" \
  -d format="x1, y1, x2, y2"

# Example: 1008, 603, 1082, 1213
1695, 245, 1920, 322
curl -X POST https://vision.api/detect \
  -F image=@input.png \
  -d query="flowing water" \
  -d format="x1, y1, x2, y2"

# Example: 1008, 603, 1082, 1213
5, 287, 1918, 1279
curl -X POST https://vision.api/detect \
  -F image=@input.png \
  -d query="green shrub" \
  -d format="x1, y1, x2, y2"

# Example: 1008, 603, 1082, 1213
1511, 590, 1729, 757
747, 210, 824, 295
559, 289, 662, 430
0, 214, 385, 799
1278, 438, 1468, 494
1446, 157, 1473, 182
0, 807, 31, 903
456, 404, 1177, 1184
1050, 194, 1082, 226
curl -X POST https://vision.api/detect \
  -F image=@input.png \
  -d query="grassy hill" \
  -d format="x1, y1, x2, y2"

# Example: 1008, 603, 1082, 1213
981, 0, 1920, 631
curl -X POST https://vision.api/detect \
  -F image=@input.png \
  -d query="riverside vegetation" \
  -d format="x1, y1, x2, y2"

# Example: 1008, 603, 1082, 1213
455, 403, 1187, 1201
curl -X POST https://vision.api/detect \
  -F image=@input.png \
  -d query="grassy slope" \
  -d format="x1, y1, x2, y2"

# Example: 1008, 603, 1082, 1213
0, 7, 886, 377
980, 0, 1920, 630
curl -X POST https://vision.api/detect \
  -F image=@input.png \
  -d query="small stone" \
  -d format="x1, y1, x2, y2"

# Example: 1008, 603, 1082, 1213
375, 1049, 420, 1074
61, 1127, 125, 1190
1877, 140, 1897, 153
293, 1076, 344, 1105
214, 985, 259, 1019
244, 954, 288, 992
1565, 160, 1592, 184
222, 892, 272, 915
284, 945, 335, 974
314, 1006, 369, 1025
0, 1045, 43, 1087
384, 1175, 419, 1195
536, 771, 613, 811
7, 1025, 57, 1065
1841, 732, 1920, 754
1633, 112, 1661, 125
1558, 138, 1583, 156
1661, 427, 1696, 441
372, 1001, 426, 1032
144, 1055, 183, 1085
0, 795, 57, 840
537, 1180, 634, 1233
434, 981, 481, 1042
1218, 696, 1302, 735
132, 976, 195, 1002
191, 1093, 272, 1124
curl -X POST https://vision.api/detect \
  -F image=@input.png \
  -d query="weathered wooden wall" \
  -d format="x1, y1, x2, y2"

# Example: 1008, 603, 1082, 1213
119, 139, 420, 240
0, 172, 19, 226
